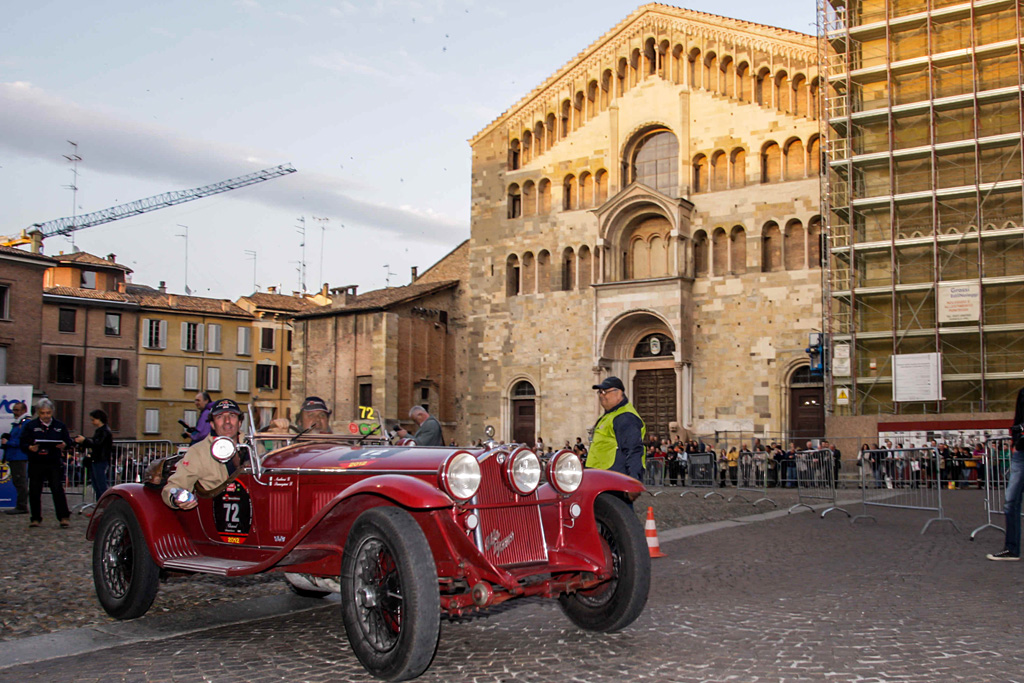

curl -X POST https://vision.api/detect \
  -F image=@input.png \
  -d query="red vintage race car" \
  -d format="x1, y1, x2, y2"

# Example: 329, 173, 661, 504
87, 431, 650, 681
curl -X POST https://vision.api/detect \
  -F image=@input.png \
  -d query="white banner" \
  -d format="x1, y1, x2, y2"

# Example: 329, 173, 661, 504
0, 385, 33, 420
938, 283, 980, 323
892, 353, 942, 402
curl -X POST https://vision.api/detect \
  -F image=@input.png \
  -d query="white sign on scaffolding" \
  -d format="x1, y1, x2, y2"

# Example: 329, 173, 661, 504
892, 353, 942, 402
938, 283, 981, 323
832, 343, 851, 376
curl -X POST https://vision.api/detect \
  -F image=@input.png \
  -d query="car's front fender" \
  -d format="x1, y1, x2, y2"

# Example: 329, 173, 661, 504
86, 484, 187, 568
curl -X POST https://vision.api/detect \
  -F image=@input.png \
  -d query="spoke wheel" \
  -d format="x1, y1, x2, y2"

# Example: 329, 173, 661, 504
92, 499, 160, 620
558, 493, 651, 632
341, 506, 440, 681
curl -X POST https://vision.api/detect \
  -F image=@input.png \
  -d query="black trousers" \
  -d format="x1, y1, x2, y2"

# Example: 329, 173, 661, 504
29, 455, 70, 522
7, 460, 28, 510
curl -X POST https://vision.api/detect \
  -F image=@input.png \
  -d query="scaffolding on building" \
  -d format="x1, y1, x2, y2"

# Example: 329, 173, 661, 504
817, 0, 1024, 418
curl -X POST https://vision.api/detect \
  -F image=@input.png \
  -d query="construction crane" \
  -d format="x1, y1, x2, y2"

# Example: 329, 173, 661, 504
2, 163, 297, 251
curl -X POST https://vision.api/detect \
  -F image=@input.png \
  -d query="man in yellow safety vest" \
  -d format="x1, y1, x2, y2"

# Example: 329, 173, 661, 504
587, 377, 646, 495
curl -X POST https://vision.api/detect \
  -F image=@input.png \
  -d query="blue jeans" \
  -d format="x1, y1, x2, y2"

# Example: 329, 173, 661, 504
1003, 450, 1024, 556
90, 461, 110, 499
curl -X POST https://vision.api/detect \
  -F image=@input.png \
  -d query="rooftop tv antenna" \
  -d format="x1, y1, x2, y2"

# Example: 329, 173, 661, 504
62, 141, 82, 248
295, 216, 307, 293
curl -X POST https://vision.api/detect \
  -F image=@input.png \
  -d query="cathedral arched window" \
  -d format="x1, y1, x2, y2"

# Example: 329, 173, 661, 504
626, 128, 678, 196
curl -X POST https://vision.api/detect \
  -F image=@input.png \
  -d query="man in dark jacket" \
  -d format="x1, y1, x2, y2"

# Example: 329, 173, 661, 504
587, 376, 646, 486
20, 398, 74, 528
1, 401, 30, 514
75, 409, 113, 498
396, 406, 444, 446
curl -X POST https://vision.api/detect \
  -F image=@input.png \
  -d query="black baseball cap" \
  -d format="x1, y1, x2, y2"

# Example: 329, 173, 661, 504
592, 376, 625, 392
301, 396, 331, 414
209, 398, 242, 417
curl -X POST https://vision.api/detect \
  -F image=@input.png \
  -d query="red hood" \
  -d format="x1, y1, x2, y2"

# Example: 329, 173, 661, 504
261, 441, 469, 472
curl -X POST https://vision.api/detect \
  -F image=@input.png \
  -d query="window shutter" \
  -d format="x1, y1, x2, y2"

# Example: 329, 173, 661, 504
121, 359, 130, 386
180, 322, 188, 350
159, 320, 168, 349
95, 358, 104, 385
141, 318, 151, 348
48, 355, 57, 383
197, 324, 205, 352
272, 364, 279, 390
74, 356, 84, 384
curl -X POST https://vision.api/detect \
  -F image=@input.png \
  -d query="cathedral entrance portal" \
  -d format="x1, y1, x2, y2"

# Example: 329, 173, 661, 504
633, 368, 675, 440
788, 366, 824, 439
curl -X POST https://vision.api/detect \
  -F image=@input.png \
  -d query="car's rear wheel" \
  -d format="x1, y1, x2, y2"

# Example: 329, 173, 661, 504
340, 506, 440, 681
558, 493, 651, 632
92, 498, 160, 620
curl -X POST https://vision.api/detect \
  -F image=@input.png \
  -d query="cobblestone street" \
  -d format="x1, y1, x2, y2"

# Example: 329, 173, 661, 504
3, 488, 1022, 682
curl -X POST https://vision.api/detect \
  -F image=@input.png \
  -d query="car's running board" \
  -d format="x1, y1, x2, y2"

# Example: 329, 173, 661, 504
162, 556, 262, 576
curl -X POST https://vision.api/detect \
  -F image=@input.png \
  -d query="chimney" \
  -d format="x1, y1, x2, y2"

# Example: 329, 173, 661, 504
267, 286, 277, 294
158, 281, 167, 294
106, 253, 117, 263
222, 301, 230, 312
411, 266, 418, 283
117, 282, 126, 293
292, 291, 301, 297
330, 284, 358, 307
320, 283, 329, 297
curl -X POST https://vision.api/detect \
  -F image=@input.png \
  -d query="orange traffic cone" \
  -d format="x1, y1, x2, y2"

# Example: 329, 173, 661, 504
645, 506, 667, 558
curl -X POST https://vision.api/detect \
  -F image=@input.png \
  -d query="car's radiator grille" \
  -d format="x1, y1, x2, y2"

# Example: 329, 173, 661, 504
474, 456, 548, 567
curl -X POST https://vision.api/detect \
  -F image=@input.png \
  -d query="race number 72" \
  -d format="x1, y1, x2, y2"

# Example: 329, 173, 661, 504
358, 405, 375, 420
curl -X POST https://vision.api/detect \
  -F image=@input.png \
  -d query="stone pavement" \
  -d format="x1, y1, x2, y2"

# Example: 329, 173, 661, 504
2, 489, 1022, 682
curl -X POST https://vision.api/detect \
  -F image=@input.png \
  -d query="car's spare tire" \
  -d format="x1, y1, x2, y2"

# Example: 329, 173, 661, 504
340, 506, 440, 681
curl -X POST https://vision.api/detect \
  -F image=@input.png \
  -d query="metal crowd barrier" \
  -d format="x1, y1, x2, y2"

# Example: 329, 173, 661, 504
971, 438, 1022, 540
788, 449, 849, 519
644, 457, 665, 487
729, 450, 777, 507
64, 440, 179, 513
852, 447, 959, 534
681, 452, 723, 499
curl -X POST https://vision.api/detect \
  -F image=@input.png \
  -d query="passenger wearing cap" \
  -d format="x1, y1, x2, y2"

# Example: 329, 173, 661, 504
298, 396, 333, 434
587, 376, 646, 493
162, 399, 245, 510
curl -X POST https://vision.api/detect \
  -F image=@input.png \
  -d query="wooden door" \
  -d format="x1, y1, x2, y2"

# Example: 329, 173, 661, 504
789, 387, 825, 439
632, 368, 676, 440
512, 400, 535, 445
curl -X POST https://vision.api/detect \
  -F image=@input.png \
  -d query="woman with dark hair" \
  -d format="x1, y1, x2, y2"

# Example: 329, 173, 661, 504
75, 409, 113, 498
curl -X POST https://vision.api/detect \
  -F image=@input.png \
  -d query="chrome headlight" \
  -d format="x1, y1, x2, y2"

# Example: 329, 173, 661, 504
210, 436, 237, 463
547, 450, 584, 495
440, 451, 481, 502
507, 448, 542, 496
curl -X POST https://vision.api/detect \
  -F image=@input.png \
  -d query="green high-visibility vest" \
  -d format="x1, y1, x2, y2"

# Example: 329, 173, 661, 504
588, 402, 646, 471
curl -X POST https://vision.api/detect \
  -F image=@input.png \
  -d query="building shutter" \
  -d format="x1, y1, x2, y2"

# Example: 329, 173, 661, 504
181, 322, 188, 350
120, 359, 129, 386
197, 323, 205, 352
141, 318, 151, 348
95, 358, 104, 385
158, 320, 168, 349
74, 356, 84, 384
48, 355, 57, 383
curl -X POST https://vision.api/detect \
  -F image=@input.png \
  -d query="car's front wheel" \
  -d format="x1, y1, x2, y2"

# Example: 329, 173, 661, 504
558, 493, 651, 632
340, 506, 440, 681
92, 498, 161, 620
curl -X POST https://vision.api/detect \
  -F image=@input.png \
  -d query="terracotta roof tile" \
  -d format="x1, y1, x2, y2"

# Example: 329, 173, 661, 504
44, 286, 136, 303
298, 280, 459, 318
50, 251, 133, 272
240, 292, 323, 313
0, 245, 54, 264
136, 293, 253, 318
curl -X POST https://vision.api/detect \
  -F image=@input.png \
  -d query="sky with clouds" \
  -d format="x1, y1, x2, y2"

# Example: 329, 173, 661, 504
0, 0, 814, 299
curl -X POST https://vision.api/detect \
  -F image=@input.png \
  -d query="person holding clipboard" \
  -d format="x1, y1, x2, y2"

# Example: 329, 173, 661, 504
20, 398, 75, 528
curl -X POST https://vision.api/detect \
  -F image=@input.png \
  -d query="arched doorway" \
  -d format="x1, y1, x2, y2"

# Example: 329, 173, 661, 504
510, 380, 536, 445
788, 365, 824, 439
631, 332, 676, 439
601, 314, 680, 441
